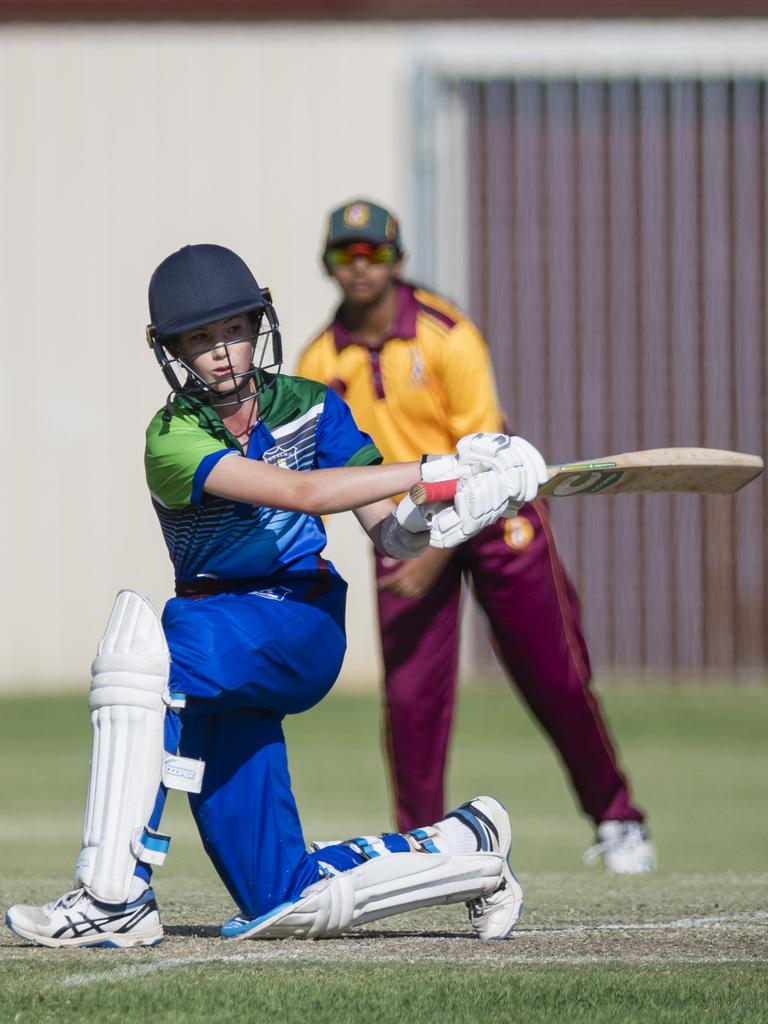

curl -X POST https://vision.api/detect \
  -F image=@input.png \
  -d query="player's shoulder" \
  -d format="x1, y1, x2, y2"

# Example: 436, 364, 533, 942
145, 401, 200, 444
263, 373, 333, 430
298, 320, 336, 362
407, 282, 476, 335
272, 371, 329, 405
144, 397, 236, 463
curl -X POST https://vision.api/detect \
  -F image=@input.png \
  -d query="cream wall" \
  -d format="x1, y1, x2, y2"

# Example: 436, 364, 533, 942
0, 22, 414, 689
4, 20, 751, 690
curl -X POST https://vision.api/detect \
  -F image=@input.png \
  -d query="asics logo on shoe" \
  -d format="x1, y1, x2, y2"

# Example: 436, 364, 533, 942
54, 899, 157, 940
6, 885, 163, 948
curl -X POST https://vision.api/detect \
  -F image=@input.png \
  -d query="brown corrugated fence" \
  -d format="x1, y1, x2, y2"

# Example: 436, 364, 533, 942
465, 77, 766, 680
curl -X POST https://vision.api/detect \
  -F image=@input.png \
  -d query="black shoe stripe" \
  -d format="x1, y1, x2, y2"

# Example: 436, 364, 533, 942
460, 802, 499, 845
443, 810, 485, 850
52, 900, 157, 940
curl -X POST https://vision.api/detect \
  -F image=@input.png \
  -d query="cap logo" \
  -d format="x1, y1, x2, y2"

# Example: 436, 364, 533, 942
343, 202, 370, 229
386, 216, 398, 241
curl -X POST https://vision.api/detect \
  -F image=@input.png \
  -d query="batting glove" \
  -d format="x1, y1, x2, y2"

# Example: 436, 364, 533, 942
420, 453, 477, 484
394, 493, 431, 533
378, 494, 434, 560
429, 469, 509, 549
456, 433, 548, 511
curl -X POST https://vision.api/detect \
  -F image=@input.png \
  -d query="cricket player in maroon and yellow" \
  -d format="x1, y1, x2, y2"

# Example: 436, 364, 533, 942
298, 199, 656, 872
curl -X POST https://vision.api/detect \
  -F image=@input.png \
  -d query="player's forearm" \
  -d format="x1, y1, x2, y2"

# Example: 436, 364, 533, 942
204, 456, 422, 515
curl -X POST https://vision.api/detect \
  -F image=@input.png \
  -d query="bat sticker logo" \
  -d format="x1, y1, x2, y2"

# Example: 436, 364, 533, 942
552, 470, 624, 495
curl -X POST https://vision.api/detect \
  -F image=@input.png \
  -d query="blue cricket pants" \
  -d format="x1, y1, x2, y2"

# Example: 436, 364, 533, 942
140, 571, 372, 918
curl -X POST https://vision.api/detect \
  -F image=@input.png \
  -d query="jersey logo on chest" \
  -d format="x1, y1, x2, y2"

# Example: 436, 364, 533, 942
410, 349, 425, 385
262, 443, 300, 471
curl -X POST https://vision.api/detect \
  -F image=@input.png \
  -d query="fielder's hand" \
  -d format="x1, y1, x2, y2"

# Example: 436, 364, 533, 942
456, 433, 547, 512
429, 469, 509, 549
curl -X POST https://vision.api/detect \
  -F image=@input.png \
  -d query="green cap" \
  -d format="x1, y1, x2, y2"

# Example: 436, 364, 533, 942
324, 199, 403, 252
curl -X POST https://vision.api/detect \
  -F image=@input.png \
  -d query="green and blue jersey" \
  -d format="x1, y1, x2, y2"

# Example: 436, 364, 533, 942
145, 375, 381, 585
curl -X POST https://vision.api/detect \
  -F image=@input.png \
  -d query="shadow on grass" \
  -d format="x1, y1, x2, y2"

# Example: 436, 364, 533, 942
165, 924, 221, 938
346, 929, 470, 940
164, 924, 472, 941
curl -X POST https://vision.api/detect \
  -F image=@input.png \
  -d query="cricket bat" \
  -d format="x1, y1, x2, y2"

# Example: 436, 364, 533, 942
409, 447, 764, 505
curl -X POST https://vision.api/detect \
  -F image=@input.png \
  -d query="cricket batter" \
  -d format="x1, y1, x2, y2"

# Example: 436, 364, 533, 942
6, 243, 546, 948
298, 199, 656, 873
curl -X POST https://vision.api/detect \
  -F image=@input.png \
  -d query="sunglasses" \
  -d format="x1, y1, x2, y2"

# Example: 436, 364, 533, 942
325, 242, 400, 268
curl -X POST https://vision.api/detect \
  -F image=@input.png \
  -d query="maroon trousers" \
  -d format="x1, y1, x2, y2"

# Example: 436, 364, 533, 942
375, 500, 644, 832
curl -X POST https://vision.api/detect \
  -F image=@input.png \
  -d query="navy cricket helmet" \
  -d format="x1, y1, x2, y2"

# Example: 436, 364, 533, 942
146, 244, 283, 402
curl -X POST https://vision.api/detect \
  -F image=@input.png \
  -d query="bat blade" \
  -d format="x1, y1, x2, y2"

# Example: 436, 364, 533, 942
409, 447, 764, 506
540, 448, 764, 497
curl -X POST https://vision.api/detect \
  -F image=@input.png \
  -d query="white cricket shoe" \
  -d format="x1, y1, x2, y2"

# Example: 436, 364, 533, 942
582, 821, 657, 874
6, 886, 163, 948
449, 796, 524, 940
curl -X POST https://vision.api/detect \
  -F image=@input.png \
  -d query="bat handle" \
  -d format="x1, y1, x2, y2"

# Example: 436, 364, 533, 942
409, 479, 459, 506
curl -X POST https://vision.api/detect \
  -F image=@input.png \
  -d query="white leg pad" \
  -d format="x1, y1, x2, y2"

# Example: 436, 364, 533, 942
239, 851, 504, 939
74, 590, 170, 904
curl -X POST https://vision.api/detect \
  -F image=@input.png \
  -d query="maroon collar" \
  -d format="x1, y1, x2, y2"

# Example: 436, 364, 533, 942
332, 281, 420, 352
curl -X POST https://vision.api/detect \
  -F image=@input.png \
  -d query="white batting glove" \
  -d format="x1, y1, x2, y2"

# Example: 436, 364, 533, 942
420, 454, 479, 484
379, 494, 434, 560
394, 494, 431, 533
429, 469, 509, 549
456, 433, 548, 511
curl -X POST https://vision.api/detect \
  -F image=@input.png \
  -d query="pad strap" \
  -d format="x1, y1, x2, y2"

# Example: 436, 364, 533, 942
406, 826, 444, 855
132, 828, 171, 866
346, 835, 395, 860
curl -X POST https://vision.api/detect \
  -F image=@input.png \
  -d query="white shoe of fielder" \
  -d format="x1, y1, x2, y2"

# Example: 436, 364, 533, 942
6, 886, 163, 948
447, 796, 524, 940
582, 821, 657, 874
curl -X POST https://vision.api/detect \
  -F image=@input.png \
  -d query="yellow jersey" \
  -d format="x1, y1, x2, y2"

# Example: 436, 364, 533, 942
297, 281, 503, 464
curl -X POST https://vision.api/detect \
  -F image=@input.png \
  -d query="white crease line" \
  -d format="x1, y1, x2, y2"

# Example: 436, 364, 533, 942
61, 956, 251, 987
57, 910, 768, 989
59, 953, 758, 986
60, 949, 331, 986
520, 910, 768, 935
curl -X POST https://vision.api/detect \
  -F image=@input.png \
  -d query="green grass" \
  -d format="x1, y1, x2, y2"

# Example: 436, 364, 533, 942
1, 686, 766, 876
0, 685, 766, 1023
295, 685, 767, 873
2, 962, 768, 1024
